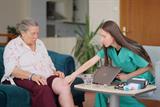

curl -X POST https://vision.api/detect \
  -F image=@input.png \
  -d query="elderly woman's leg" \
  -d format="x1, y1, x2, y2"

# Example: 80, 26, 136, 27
51, 78, 74, 107
13, 78, 57, 107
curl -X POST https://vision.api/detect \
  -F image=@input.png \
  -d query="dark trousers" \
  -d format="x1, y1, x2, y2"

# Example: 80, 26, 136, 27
4, 76, 58, 107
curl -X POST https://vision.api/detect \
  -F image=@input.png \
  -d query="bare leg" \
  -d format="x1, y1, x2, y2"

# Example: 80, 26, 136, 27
52, 78, 74, 107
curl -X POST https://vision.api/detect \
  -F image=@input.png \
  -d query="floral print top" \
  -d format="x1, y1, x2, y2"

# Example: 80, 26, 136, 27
1, 36, 56, 84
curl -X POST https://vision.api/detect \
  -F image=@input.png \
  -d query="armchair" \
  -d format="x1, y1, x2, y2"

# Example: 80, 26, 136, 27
137, 45, 160, 101
0, 47, 84, 107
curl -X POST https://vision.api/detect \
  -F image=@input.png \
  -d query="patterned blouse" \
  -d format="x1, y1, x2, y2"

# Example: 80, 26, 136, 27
1, 36, 56, 84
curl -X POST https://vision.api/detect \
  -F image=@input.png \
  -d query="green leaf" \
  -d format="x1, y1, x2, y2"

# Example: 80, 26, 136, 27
72, 17, 103, 73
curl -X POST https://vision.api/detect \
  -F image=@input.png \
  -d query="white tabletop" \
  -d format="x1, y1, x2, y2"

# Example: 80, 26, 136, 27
74, 84, 156, 96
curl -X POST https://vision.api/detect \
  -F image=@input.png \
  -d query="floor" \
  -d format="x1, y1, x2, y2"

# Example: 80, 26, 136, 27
78, 92, 160, 107
83, 92, 96, 107
74, 92, 95, 107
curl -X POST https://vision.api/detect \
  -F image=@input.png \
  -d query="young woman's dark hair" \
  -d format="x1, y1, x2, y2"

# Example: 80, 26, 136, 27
102, 20, 152, 67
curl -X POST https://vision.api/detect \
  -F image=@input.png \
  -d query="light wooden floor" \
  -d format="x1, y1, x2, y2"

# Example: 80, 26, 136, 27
79, 92, 160, 107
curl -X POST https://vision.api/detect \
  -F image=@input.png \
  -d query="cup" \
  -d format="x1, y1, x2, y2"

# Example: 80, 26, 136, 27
82, 74, 93, 85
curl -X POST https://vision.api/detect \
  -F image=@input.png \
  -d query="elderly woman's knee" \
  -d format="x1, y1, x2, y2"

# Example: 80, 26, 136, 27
52, 79, 71, 94
62, 83, 71, 90
58, 85, 71, 95
58, 81, 71, 91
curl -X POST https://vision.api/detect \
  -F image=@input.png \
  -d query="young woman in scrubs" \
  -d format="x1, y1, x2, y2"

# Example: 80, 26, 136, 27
65, 20, 155, 107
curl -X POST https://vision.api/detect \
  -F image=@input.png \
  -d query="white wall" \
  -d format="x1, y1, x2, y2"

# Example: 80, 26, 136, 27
89, 0, 119, 31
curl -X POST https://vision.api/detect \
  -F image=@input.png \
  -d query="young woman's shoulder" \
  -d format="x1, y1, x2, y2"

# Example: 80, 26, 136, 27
123, 47, 144, 59
122, 47, 133, 54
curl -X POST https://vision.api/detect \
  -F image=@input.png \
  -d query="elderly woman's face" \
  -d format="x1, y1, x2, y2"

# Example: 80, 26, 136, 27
21, 26, 39, 45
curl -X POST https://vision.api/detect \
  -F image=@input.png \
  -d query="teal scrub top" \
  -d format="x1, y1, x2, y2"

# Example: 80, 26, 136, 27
97, 47, 155, 84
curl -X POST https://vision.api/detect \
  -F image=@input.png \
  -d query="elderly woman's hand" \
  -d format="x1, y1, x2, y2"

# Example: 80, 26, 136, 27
53, 71, 65, 78
31, 74, 47, 85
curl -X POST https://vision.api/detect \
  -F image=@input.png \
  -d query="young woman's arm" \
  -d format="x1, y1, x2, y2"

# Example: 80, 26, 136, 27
116, 66, 150, 81
65, 55, 100, 84
128, 66, 150, 78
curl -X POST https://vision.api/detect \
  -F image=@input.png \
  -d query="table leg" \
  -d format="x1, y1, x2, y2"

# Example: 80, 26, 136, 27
109, 95, 119, 107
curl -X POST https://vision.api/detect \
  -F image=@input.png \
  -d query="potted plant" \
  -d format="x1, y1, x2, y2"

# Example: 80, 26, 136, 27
7, 26, 19, 36
72, 18, 103, 73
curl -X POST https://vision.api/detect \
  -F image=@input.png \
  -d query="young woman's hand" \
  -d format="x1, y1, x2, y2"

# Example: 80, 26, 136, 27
65, 74, 76, 85
116, 73, 130, 81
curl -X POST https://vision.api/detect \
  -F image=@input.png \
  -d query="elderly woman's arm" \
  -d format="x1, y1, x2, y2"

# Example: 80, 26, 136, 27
12, 67, 47, 85
11, 67, 31, 79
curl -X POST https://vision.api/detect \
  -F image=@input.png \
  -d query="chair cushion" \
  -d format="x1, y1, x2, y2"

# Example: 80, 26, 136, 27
0, 90, 6, 107
0, 47, 4, 80
0, 84, 30, 107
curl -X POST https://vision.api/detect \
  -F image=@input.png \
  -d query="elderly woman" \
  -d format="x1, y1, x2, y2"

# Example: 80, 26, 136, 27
1, 19, 74, 107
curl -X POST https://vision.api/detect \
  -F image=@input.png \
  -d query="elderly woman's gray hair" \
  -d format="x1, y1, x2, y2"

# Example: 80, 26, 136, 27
16, 19, 39, 34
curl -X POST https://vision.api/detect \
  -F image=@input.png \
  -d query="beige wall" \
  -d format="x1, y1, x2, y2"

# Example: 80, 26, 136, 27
0, 0, 120, 37
40, 37, 76, 55
89, 0, 119, 31
88, 0, 119, 46
0, 0, 120, 54
0, 0, 22, 33
0, 0, 47, 37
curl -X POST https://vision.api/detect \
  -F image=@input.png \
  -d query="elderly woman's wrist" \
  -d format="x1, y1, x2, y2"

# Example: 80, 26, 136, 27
28, 73, 35, 80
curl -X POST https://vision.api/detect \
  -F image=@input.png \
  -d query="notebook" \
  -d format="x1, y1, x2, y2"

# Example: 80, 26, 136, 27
93, 66, 121, 85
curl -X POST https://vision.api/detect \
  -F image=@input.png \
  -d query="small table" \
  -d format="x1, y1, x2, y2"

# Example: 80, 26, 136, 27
74, 84, 156, 107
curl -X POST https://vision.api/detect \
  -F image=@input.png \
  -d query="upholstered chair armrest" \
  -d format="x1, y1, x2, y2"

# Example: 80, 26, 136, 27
154, 61, 160, 86
48, 50, 75, 76
0, 89, 6, 107
0, 84, 30, 107
137, 61, 160, 100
